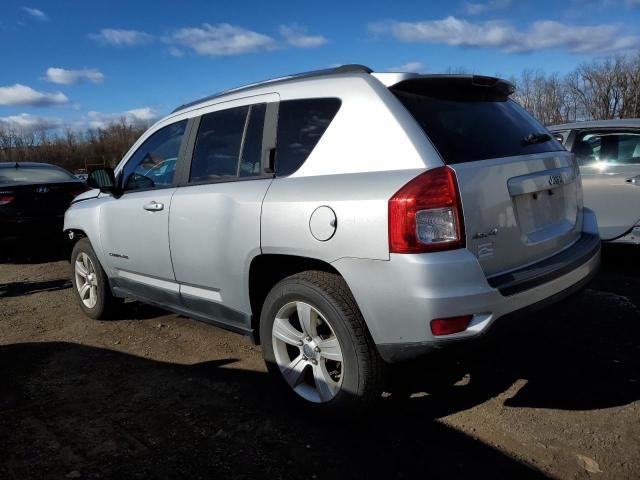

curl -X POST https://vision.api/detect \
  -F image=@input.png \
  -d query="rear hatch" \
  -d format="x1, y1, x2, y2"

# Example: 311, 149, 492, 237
391, 76, 583, 277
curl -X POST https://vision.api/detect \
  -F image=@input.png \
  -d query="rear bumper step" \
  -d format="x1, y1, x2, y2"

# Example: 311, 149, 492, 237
487, 233, 600, 296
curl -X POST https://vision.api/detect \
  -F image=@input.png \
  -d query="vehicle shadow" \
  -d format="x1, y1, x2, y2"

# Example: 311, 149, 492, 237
0, 341, 550, 480
0, 278, 71, 298
0, 238, 68, 264
591, 243, 640, 308
123, 301, 178, 321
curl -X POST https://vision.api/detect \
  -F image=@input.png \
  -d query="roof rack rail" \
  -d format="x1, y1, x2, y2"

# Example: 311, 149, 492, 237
171, 64, 372, 113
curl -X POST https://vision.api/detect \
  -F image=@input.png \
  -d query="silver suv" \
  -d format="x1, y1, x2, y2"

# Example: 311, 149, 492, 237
65, 65, 600, 411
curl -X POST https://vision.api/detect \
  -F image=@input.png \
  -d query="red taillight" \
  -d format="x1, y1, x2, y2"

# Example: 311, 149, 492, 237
0, 194, 15, 206
430, 315, 473, 336
388, 166, 465, 253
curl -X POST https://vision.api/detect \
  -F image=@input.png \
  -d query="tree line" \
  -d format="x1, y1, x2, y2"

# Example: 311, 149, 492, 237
511, 52, 640, 126
0, 121, 147, 172
1, 52, 639, 172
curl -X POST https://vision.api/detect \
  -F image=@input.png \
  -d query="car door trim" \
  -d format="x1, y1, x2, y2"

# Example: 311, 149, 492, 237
116, 269, 180, 293
180, 284, 222, 302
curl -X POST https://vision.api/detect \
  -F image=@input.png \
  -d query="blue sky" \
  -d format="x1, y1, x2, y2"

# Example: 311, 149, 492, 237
1, 0, 639, 131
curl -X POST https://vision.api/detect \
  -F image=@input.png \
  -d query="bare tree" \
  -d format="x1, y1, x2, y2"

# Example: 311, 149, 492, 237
0, 120, 147, 171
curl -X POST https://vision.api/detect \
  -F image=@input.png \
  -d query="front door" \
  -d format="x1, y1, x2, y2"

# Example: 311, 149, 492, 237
100, 119, 188, 302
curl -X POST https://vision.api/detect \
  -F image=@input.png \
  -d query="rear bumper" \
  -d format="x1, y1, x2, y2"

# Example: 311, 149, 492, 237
486, 233, 600, 295
376, 257, 598, 362
333, 209, 600, 364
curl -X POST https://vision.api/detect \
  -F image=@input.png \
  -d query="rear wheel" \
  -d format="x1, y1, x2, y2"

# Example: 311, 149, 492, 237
71, 238, 122, 319
260, 271, 385, 412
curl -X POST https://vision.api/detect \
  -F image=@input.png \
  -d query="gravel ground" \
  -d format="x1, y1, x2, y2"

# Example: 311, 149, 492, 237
0, 242, 638, 480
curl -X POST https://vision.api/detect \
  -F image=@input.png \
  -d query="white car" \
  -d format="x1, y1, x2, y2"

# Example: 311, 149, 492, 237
549, 119, 640, 244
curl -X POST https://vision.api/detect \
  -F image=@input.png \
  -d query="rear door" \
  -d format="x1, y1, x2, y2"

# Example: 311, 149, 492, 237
392, 77, 581, 277
569, 129, 640, 240
169, 96, 277, 328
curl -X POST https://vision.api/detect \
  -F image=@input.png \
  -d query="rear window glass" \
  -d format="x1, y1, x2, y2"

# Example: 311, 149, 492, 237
393, 90, 563, 164
190, 106, 249, 182
189, 103, 266, 183
276, 98, 341, 176
0, 166, 76, 185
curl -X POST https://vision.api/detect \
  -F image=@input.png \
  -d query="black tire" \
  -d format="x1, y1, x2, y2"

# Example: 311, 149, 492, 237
260, 271, 386, 413
70, 238, 122, 320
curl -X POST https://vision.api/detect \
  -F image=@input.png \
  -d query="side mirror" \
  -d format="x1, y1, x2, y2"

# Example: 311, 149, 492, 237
87, 168, 117, 193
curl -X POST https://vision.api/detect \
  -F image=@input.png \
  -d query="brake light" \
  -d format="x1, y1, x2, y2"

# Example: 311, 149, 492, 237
431, 315, 473, 336
389, 166, 465, 253
0, 194, 15, 206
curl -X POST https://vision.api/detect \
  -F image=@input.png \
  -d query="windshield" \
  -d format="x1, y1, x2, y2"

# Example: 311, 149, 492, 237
0, 165, 77, 185
393, 89, 564, 164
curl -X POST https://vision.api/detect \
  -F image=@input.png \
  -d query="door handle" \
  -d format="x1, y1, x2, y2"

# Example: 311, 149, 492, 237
143, 201, 164, 211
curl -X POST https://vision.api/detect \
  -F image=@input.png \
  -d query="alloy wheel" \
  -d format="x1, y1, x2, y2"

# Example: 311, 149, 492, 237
75, 252, 99, 309
271, 301, 344, 403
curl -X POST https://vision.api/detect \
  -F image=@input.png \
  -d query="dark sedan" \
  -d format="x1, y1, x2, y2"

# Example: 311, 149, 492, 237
0, 162, 87, 241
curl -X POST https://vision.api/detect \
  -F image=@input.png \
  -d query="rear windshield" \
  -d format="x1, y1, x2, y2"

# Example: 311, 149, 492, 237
0, 166, 76, 185
393, 89, 564, 164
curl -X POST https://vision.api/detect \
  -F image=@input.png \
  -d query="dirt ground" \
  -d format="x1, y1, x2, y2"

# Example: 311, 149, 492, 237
0, 242, 638, 480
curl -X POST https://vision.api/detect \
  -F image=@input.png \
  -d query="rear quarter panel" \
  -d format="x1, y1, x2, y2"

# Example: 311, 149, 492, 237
261, 170, 424, 262
262, 75, 444, 262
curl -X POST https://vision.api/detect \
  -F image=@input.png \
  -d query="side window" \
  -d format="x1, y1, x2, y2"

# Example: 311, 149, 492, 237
123, 120, 187, 191
189, 103, 266, 183
573, 131, 640, 166
275, 98, 341, 176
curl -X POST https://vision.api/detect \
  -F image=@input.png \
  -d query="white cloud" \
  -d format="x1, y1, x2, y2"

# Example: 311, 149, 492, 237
168, 23, 277, 56
0, 84, 68, 107
462, 0, 511, 15
90, 28, 153, 46
85, 107, 156, 129
45, 67, 104, 85
0, 113, 62, 131
92, 23, 325, 56
279, 24, 327, 48
167, 46, 185, 57
388, 61, 424, 72
369, 16, 640, 53
22, 7, 48, 20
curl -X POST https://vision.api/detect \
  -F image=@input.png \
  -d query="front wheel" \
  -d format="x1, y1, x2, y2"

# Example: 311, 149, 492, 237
260, 271, 385, 412
71, 238, 122, 319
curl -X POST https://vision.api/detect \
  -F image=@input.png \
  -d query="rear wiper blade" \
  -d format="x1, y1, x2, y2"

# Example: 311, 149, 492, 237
522, 132, 551, 146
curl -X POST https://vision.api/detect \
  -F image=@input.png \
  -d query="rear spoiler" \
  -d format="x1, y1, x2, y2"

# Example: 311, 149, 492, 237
379, 74, 516, 98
